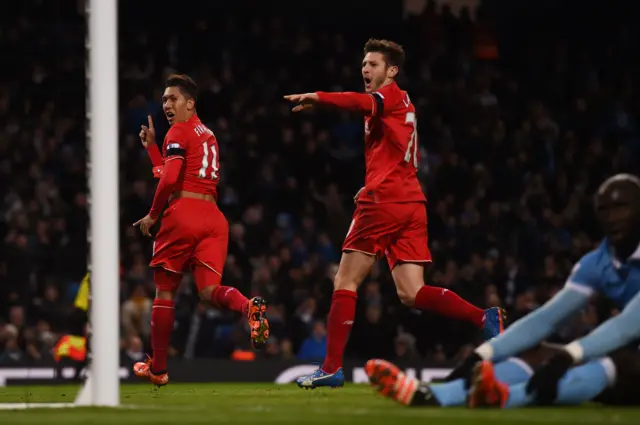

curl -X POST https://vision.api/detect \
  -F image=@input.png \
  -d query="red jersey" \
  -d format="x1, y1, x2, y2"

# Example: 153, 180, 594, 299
147, 114, 220, 219
316, 82, 425, 204
162, 114, 220, 198
357, 82, 425, 204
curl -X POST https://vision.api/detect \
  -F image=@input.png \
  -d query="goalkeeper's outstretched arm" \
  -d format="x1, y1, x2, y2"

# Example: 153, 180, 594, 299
474, 252, 601, 362
564, 291, 640, 363
474, 285, 591, 361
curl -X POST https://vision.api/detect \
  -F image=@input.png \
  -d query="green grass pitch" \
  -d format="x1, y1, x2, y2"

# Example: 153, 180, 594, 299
0, 383, 639, 424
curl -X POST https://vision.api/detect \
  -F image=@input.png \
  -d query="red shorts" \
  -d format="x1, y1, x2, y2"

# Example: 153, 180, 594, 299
342, 202, 432, 270
150, 198, 228, 287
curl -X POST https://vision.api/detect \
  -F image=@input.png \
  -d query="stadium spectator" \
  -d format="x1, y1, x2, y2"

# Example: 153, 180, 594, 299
297, 320, 327, 362
1, 0, 639, 365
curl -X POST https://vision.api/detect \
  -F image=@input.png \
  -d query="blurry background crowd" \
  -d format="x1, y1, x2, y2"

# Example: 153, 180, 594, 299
1, 0, 639, 366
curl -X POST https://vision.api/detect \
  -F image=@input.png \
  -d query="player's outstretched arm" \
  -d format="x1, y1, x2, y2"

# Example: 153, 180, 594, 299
525, 291, 640, 404
564, 291, 640, 364
474, 285, 591, 362
316, 91, 379, 115
284, 92, 379, 115
443, 283, 591, 384
475, 254, 601, 362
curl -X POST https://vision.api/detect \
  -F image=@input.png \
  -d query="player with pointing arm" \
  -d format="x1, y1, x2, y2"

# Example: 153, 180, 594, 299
285, 39, 506, 389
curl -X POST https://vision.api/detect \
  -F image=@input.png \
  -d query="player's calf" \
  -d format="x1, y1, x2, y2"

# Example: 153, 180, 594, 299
196, 271, 270, 349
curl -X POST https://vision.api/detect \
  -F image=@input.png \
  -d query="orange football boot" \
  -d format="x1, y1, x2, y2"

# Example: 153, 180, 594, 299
365, 359, 421, 406
133, 355, 169, 387
247, 297, 270, 349
467, 360, 509, 408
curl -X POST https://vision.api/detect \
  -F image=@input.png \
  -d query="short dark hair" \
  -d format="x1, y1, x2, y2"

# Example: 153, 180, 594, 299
363, 38, 405, 69
165, 74, 198, 102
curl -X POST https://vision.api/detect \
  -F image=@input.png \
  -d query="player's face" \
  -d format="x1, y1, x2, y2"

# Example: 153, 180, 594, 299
162, 86, 194, 125
596, 184, 639, 244
362, 52, 398, 93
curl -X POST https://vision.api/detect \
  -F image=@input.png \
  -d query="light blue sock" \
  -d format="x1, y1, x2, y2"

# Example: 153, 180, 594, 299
505, 359, 611, 408
430, 358, 532, 407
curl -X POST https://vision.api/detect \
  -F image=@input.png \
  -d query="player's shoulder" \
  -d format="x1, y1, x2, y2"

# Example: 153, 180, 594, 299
376, 82, 409, 100
165, 122, 189, 141
374, 82, 412, 116
574, 243, 610, 276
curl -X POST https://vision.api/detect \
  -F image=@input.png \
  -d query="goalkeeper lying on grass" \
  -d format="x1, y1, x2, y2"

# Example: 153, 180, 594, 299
366, 174, 640, 408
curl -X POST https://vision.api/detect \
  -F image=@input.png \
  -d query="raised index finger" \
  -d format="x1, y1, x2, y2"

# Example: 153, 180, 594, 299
148, 115, 155, 130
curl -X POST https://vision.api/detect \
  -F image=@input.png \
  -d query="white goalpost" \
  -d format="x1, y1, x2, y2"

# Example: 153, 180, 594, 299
77, 0, 121, 407
0, 0, 120, 410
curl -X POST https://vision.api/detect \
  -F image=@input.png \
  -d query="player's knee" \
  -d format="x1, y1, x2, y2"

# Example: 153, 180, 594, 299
155, 289, 174, 301
332, 251, 375, 291
396, 287, 419, 307
391, 262, 424, 306
198, 285, 215, 302
333, 274, 358, 292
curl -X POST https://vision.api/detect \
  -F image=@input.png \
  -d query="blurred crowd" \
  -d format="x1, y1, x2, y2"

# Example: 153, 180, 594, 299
1, 0, 639, 366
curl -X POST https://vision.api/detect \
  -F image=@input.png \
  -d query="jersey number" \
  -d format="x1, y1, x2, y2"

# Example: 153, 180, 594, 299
199, 141, 219, 179
404, 112, 418, 169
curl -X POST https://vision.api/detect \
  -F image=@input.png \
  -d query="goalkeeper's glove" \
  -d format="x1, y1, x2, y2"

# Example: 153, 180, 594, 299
525, 350, 573, 405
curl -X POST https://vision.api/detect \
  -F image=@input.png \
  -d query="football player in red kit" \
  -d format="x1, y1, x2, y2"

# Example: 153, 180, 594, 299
285, 39, 506, 389
132, 74, 269, 387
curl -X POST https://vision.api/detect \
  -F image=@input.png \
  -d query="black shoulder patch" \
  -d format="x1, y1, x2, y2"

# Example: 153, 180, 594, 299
371, 92, 384, 116
166, 144, 185, 157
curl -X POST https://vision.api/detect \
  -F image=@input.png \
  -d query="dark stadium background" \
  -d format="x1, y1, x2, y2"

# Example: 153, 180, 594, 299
1, 0, 639, 369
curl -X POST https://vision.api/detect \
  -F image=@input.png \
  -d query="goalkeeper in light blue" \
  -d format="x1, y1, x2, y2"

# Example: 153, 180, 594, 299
365, 174, 640, 408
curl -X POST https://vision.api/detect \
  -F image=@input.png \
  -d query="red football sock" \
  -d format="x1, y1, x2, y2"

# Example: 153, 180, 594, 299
322, 289, 358, 374
151, 299, 175, 374
413, 286, 485, 328
211, 286, 249, 315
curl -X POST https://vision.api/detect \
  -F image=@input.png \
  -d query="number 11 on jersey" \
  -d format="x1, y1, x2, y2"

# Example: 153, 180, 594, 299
404, 112, 418, 169
199, 140, 219, 179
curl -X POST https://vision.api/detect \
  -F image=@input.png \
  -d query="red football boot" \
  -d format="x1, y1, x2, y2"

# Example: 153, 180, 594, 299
133, 355, 169, 387
365, 359, 420, 406
467, 360, 509, 408
247, 297, 270, 349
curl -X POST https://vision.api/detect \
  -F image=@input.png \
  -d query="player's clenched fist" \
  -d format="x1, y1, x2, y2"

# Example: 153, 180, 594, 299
139, 115, 156, 148
284, 93, 319, 112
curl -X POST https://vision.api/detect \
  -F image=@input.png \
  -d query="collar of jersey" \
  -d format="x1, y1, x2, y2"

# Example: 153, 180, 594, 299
605, 239, 640, 268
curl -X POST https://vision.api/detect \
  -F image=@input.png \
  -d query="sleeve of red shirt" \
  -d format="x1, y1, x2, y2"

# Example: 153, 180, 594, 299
315, 91, 382, 116
145, 143, 164, 167
148, 157, 183, 220
148, 126, 187, 220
